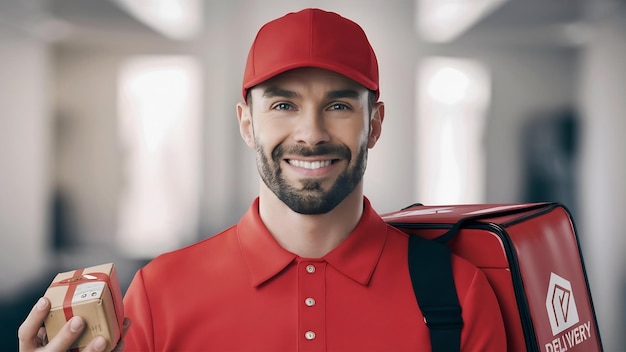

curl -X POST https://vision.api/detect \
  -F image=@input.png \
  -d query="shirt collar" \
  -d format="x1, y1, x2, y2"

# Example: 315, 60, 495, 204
323, 197, 388, 286
237, 197, 388, 288
237, 198, 297, 287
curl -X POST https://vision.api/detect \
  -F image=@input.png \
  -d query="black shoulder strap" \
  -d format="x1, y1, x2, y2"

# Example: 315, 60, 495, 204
408, 235, 463, 351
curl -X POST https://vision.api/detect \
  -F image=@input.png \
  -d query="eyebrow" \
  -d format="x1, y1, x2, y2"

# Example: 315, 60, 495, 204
262, 87, 298, 98
326, 89, 360, 100
262, 87, 361, 101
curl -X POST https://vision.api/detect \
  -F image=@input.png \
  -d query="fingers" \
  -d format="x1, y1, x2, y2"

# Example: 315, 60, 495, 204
83, 317, 131, 352
17, 297, 128, 352
18, 298, 87, 352
37, 327, 48, 345
111, 339, 126, 352
18, 297, 50, 350
43, 316, 86, 351
109, 318, 131, 352
82, 336, 108, 352
121, 317, 132, 338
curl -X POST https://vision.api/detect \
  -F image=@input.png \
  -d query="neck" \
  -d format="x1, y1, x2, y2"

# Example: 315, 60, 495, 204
258, 183, 364, 258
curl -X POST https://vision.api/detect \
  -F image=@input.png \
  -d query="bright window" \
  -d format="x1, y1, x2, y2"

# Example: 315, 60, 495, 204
416, 57, 491, 204
116, 56, 202, 258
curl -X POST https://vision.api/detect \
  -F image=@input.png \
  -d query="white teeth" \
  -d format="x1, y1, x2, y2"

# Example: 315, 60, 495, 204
288, 159, 332, 169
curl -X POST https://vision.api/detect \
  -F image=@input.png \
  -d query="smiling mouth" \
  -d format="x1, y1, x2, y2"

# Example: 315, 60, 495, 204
287, 159, 336, 170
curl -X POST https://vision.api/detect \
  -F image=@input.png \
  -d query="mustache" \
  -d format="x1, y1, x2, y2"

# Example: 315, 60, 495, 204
272, 143, 352, 161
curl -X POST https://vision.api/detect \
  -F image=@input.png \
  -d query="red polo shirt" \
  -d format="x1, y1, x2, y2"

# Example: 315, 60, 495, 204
123, 197, 506, 351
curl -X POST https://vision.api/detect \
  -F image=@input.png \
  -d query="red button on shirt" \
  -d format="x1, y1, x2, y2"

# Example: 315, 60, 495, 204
123, 197, 506, 351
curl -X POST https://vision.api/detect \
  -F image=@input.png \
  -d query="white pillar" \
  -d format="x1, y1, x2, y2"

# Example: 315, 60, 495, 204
578, 9, 626, 351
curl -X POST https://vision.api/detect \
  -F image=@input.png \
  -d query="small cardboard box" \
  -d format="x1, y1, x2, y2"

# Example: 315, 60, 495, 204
43, 263, 124, 352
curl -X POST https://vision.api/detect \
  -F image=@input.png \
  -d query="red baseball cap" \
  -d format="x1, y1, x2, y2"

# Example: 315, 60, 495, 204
242, 8, 379, 102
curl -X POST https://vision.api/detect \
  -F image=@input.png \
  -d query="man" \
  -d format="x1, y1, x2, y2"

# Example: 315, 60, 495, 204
19, 8, 506, 351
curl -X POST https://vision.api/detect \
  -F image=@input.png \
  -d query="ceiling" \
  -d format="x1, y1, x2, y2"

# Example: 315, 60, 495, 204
1, 0, 622, 48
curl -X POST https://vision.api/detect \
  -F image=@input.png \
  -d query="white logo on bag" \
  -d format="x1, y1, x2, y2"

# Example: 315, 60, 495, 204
546, 272, 579, 335
544, 272, 593, 351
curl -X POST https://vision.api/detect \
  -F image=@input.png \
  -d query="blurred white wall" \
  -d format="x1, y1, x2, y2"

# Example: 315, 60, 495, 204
418, 45, 579, 204
54, 47, 121, 247
0, 18, 51, 298
579, 9, 626, 349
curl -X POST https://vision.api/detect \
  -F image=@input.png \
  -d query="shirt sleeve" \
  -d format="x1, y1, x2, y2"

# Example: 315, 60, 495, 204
122, 269, 155, 352
459, 267, 507, 351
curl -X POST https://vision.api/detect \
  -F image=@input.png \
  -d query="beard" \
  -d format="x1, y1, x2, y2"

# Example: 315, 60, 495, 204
255, 140, 368, 215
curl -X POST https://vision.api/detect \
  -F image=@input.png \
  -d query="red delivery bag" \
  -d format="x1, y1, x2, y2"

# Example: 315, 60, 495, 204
382, 202, 602, 352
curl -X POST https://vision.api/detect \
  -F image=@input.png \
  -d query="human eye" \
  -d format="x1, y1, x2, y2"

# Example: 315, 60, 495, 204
328, 102, 351, 111
272, 102, 295, 111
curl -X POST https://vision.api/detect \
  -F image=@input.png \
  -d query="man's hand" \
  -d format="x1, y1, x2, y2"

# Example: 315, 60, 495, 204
18, 297, 131, 352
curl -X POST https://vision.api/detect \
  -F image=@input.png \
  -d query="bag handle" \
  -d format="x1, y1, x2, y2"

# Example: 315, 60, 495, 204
432, 203, 555, 244
408, 235, 462, 351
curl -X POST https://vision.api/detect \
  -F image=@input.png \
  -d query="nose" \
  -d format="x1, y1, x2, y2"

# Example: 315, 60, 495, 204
293, 108, 331, 146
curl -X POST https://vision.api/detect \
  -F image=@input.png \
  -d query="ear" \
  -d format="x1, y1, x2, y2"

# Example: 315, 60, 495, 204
237, 102, 255, 149
368, 101, 384, 148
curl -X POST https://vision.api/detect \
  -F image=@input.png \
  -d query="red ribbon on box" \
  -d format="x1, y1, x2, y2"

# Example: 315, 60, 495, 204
50, 268, 124, 345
